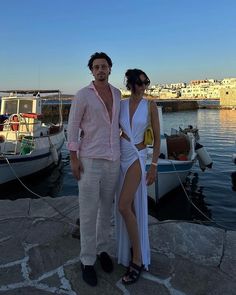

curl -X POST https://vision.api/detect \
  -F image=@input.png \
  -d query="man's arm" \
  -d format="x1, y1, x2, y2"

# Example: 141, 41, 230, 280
67, 93, 86, 180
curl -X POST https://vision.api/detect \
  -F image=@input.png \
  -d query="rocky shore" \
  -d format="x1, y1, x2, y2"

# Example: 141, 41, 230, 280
0, 196, 235, 294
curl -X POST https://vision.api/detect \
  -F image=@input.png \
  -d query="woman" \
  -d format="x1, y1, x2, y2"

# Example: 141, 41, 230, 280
116, 69, 160, 284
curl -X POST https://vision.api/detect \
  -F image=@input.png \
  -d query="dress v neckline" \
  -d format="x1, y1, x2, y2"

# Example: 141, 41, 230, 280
128, 98, 143, 131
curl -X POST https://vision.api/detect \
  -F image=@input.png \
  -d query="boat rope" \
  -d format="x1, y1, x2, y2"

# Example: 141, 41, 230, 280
3, 156, 78, 228
2, 155, 234, 232
169, 159, 234, 231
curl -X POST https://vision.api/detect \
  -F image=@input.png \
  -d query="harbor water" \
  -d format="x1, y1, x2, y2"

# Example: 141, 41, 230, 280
1, 108, 236, 230
157, 108, 236, 231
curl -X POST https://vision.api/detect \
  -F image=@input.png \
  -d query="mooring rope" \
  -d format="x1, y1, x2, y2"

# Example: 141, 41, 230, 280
3, 156, 78, 228
2, 153, 234, 232
169, 159, 234, 230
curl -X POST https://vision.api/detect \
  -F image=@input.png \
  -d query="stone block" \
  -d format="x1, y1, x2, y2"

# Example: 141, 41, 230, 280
220, 230, 236, 278
0, 265, 23, 286
149, 222, 224, 266
28, 235, 79, 280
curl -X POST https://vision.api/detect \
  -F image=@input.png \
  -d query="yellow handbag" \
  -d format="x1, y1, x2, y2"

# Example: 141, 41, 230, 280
143, 101, 154, 145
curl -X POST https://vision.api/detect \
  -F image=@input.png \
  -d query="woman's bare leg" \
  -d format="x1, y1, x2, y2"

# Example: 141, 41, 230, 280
118, 159, 142, 266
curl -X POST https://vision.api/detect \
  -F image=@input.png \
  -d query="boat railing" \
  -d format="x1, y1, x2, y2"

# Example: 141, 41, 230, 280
1, 113, 42, 133
0, 114, 39, 155
0, 130, 36, 155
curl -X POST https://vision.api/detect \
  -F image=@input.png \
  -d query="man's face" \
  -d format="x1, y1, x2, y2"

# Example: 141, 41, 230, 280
91, 58, 111, 82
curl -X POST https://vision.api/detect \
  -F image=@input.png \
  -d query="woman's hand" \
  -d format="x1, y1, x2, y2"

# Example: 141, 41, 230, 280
146, 164, 157, 186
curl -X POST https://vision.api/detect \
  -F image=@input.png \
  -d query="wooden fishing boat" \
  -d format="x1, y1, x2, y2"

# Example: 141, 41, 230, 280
0, 90, 65, 185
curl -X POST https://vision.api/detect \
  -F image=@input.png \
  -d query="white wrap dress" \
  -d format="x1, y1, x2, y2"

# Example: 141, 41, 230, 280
116, 98, 150, 269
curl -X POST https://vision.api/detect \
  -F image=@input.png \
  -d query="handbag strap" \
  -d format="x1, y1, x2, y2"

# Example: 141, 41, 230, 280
147, 100, 151, 127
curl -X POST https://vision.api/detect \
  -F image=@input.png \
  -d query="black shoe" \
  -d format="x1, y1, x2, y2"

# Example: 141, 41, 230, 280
81, 263, 97, 286
98, 252, 113, 273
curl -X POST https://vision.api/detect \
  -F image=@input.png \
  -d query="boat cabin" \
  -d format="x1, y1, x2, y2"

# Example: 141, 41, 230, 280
0, 92, 44, 139
0, 92, 42, 115
0, 90, 61, 151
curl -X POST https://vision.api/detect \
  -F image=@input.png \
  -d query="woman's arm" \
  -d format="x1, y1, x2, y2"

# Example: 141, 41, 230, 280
146, 100, 160, 185
150, 101, 161, 164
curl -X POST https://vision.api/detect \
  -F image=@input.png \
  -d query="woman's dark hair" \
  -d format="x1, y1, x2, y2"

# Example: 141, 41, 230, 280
88, 52, 113, 70
125, 69, 150, 93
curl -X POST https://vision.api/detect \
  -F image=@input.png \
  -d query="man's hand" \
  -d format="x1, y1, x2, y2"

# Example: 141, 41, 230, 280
70, 151, 84, 180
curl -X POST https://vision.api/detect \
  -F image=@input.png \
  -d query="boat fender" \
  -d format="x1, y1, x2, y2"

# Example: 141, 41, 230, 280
195, 143, 213, 169
50, 144, 59, 165
197, 155, 206, 172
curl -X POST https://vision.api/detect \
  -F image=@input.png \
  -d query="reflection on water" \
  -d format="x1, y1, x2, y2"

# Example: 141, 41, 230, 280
161, 109, 236, 230
231, 172, 236, 192
1, 158, 65, 200
219, 109, 236, 126
148, 172, 212, 224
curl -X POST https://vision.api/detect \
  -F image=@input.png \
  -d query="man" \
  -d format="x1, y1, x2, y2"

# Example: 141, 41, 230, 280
67, 52, 121, 286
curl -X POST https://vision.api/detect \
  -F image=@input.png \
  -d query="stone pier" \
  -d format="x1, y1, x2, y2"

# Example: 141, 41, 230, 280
0, 196, 235, 294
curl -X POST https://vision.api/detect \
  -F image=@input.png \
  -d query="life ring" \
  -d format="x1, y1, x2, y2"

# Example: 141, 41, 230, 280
10, 115, 19, 131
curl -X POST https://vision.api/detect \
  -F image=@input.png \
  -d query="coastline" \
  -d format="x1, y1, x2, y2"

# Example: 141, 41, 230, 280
42, 99, 221, 122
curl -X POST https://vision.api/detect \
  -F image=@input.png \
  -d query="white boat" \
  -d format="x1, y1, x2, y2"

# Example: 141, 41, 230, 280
146, 107, 212, 202
0, 90, 65, 185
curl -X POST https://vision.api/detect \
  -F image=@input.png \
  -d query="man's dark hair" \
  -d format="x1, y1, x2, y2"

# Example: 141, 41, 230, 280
88, 52, 113, 70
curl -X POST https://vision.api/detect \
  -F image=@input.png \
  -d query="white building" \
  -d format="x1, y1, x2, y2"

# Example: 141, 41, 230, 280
207, 85, 222, 98
120, 89, 131, 96
181, 85, 208, 98
221, 78, 236, 87
159, 88, 179, 99
120, 77, 236, 99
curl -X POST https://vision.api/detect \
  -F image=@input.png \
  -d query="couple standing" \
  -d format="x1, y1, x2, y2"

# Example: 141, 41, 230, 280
67, 52, 160, 287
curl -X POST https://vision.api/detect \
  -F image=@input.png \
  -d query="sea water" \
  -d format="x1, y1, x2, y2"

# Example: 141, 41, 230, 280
1, 108, 236, 230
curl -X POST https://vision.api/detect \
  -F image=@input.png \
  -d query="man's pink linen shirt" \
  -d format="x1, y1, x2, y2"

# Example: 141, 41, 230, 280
67, 82, 121, 161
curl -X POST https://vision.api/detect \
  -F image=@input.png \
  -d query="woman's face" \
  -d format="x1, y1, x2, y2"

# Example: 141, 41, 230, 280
133, 74, 150, 96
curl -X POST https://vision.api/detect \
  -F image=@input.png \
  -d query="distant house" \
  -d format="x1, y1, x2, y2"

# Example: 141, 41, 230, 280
220, 88, 236, 108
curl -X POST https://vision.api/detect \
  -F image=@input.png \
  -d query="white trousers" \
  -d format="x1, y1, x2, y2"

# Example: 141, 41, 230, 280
78, 157, 120, 265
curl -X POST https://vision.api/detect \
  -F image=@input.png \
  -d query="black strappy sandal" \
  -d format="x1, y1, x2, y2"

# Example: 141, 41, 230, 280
122, 261, 143, 285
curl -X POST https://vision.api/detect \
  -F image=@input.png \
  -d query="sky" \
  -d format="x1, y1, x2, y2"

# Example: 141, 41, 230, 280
0, 0, 236, 94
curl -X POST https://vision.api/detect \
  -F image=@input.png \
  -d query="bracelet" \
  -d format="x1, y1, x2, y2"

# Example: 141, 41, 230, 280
151, 162, 158, 166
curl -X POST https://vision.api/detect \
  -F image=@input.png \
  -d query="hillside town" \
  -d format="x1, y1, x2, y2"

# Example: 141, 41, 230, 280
120, 77, 236, 100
